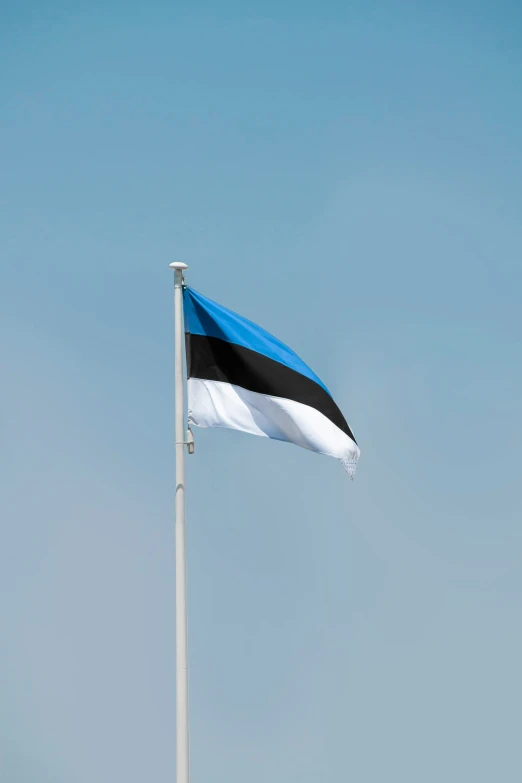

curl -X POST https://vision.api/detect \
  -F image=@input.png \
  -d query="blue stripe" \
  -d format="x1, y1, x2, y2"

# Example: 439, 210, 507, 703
183, 286, 330, 394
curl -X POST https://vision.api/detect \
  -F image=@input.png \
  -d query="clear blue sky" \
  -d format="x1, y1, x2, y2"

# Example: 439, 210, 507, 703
1, 2, 521, 781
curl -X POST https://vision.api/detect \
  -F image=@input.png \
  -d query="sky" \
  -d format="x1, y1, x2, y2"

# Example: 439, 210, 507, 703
1, 2, 521, 781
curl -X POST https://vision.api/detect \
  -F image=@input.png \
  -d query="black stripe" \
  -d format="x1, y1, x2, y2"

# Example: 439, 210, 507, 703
186, 333, 356, 444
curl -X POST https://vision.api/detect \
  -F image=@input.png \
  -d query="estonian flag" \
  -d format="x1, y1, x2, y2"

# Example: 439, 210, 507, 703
184, 286, 360, 477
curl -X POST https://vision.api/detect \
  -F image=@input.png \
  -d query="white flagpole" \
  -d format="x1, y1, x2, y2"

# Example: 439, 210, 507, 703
170, 261, 190, 783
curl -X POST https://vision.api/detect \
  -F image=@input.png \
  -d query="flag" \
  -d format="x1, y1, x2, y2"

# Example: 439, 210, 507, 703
183, 286, 360, 477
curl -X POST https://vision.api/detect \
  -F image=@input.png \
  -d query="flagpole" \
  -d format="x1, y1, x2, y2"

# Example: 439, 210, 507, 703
170, 261, 190, 783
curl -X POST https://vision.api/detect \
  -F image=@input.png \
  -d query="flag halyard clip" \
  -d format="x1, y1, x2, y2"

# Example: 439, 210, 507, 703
176, 426, 195, 454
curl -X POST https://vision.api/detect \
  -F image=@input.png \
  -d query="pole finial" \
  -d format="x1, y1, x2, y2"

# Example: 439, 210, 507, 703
170, 262, 188, 271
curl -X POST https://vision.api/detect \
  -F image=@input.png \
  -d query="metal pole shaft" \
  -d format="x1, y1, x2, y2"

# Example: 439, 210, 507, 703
173, 263, 189, 783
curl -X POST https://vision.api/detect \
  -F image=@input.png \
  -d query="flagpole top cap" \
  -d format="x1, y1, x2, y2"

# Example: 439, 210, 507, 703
169, 262, 188, 271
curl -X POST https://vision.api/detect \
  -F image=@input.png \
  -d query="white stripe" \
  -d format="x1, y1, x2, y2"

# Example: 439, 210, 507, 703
188, 378, 360, 477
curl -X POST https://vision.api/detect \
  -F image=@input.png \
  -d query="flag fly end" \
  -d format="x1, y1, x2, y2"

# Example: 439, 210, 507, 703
341, 455, 359, 480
